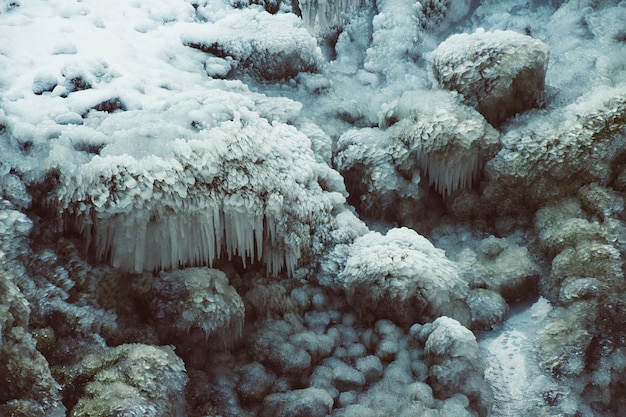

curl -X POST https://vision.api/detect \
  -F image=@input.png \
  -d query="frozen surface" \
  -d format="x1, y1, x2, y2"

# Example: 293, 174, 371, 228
1, 0, 626, 416
478, 297, 584, 416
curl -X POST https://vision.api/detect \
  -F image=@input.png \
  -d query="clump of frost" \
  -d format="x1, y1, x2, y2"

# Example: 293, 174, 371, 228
331, 227, 470, 326
149, 268, 244, 363
182, 8, 323, 80
431, 29, 550, 126
381, 89, 501, 197
454, 235, 541, 301
261, 387, 333, 417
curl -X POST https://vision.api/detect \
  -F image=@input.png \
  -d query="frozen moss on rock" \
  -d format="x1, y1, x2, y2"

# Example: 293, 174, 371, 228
69, 344, 188, 417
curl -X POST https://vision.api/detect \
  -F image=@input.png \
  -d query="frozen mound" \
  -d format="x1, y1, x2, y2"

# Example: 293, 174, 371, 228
52, 100, 344, 276
182, 8, 323, 80
423, 316, 493, 417
381, 89, 501, 197
466, 288, 508, 331
416, 0, 472, 33
149, 268, 244, 363
67, 344, 188, 417
431, 29, 550, 126
332, 227, 470, 326
485, 85, 626, 214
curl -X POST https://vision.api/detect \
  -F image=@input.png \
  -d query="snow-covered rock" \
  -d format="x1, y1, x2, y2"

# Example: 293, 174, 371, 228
183, 9, 323, 80
484, 85, 626, 214
432, 29, 550, 126
51, 94, 344, 276
333, 227, 470, 326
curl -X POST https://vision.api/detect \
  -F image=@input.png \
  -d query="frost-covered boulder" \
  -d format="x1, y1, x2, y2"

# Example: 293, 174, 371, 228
381, 90, 500, 197
332, 227, 470, 326
466, 288, 508, 331
68, 344, 188, 417
183, 9, 322, 80
261, 387, 333, 417
455, 235, 540, 301
0, 327, 65, 417
52, 92, 344, 276
424, 316, 493, 417
335, 127, 419, 217
335, 90, 499, 219
149, 268, 244, 363
432, 29, 550, 126
484, 85, 626, 214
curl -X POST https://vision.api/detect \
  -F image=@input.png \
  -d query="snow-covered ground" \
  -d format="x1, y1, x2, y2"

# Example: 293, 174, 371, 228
1, 1, 626, 416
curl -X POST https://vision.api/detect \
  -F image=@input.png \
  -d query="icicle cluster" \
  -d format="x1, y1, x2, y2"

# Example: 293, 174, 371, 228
385, 90, 500, 197
54, 116, 341, 276
299, 0, 365, 34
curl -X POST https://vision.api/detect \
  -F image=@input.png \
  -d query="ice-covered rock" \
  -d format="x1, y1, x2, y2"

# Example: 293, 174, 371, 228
424, 316, 493, 417
432, 29, 549, 126
484, 85, 626, 214
183, 9, 322, 80
236, 362, 276, 405
332, 227, 470, 326
335, 127, 419, 217
53, 100, 344, 276
149, 268, 244, 363
455, 235, 540, 301
68, 344, 188, 417
467, 288, 508, 331
0, 326, 65, 417
261, 387, 333, 417
382, 89, 500, 196
416, 0, 472, 34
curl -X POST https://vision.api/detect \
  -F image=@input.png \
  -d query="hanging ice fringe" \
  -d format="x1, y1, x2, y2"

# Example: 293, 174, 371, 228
298, 0, 365, 33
